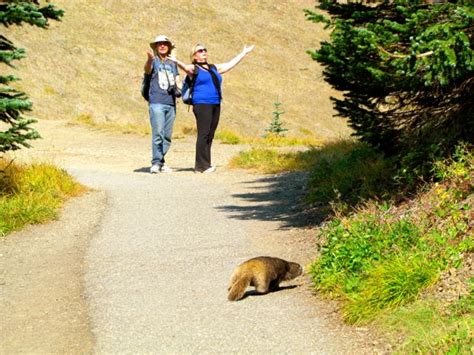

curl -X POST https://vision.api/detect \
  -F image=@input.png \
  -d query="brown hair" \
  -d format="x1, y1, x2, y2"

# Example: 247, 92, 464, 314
152, 42, 173, 56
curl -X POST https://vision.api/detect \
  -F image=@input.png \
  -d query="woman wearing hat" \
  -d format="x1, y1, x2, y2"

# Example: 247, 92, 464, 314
144, 35, 180, 174
171, 44, 254, 173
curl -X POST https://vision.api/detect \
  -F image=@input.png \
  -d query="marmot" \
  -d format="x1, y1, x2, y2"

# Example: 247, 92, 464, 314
227, 256, 303, 301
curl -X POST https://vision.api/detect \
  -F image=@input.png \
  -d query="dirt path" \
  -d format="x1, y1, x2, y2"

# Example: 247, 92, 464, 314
2, 120, 385, 353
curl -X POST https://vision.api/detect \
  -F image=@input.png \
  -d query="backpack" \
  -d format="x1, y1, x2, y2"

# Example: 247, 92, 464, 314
141, 69, 153, 101
182, 64, 220, 105
181, 66, 198, 105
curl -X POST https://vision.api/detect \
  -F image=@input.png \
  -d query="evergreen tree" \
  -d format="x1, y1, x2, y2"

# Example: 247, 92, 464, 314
265, 100, 288, 137
1, 0, 63, 154
306, 1, 473, 158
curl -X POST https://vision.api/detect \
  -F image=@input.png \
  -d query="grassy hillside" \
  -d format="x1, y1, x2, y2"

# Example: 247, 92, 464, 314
4, 0, 351, 140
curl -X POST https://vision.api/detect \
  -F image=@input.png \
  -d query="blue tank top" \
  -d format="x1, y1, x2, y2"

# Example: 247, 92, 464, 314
192, 66, 222, 105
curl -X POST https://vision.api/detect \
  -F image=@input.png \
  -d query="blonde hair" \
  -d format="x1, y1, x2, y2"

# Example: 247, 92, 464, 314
190, 43, 206, 63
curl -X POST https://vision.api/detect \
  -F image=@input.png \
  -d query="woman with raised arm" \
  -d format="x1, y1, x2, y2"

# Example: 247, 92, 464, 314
171, 44, 254, 173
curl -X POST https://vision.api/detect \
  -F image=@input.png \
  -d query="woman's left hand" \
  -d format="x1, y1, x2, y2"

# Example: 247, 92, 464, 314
243, 44, 255, 55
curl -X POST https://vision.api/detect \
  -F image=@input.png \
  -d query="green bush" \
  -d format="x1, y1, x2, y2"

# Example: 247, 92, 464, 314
229, 147, 320, 173
310, 215, 424, 295
215, 130, 242, 145
309, 143, 472, 324
306, 140, 394, 207
343, 255, 437, 323
378, 292, 473, 353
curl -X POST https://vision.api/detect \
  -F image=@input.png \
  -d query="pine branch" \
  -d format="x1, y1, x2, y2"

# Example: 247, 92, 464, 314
377, 45, 434, 59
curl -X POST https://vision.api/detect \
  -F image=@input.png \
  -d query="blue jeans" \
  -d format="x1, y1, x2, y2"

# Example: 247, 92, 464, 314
149, 103, 176, 166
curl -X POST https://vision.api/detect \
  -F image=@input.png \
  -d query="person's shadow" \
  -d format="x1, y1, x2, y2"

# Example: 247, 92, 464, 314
133, 167, 195, 173
173, 167, 195, 172
133, 167, 150, 173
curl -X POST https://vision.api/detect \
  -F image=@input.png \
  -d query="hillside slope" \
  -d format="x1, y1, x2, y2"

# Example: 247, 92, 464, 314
5, 0, 351, 139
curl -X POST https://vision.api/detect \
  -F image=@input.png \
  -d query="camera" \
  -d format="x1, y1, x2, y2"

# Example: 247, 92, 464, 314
167, 85, 182, 98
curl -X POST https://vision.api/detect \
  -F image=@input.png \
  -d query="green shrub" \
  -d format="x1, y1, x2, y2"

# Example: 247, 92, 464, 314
310, 215, 424, 296
306, 140, 394, 207
264, 100, 288, 137
229, 147, 320, 174
343, 255, 438, 323
378, 293, 473, 353
215, 130, 242, 145
309, 143, 472, 324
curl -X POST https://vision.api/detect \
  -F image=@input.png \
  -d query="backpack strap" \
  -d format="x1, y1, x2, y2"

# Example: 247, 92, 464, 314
171, 60, 179, 81
142, 67, 154, 101
187, 65, 199, 99
163, 65, 177, 104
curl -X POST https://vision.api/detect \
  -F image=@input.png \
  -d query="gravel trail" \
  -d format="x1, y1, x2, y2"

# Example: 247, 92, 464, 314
2, 120, 381, 354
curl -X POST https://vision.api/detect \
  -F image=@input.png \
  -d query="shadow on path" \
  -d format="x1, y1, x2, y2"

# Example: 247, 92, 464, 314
133, 167, 195, 173
218, 171, 326, 229
236, 285, 299, 301
133, 167, 150, 174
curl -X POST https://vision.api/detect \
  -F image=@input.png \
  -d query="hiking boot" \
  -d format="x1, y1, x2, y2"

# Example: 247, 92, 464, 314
150, 164, 160, 174
160, 165, 173, 173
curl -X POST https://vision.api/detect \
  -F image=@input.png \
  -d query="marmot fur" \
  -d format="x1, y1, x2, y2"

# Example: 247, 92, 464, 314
227, 256, 303, 301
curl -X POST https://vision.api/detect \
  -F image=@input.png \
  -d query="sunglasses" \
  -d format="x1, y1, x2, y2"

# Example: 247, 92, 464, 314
195, 48, 207, 54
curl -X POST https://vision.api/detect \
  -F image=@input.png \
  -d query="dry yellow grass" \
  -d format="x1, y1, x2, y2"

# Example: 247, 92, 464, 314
0, 159, 86, 236
5, 0, 351, 140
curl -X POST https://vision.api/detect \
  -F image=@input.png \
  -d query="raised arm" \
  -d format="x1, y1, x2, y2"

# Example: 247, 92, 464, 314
168, 55, 195, 76
144, 51, 154, 74
215, 45, 254, 74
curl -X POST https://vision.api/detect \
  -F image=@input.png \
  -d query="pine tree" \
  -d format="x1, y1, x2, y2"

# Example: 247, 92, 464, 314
306, 0, 473, 158
1, 1, 64, 154
264, 100, 288, 137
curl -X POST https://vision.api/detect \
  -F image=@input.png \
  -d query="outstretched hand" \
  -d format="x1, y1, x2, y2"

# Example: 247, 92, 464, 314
146, 51, 154, 61
243, 44, 255, 54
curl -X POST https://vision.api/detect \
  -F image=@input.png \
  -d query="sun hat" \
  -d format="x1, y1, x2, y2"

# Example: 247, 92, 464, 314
149, 35, 175, 50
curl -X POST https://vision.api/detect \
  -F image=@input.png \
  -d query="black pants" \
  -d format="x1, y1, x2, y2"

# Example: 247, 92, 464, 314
193, 104, 221, 172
